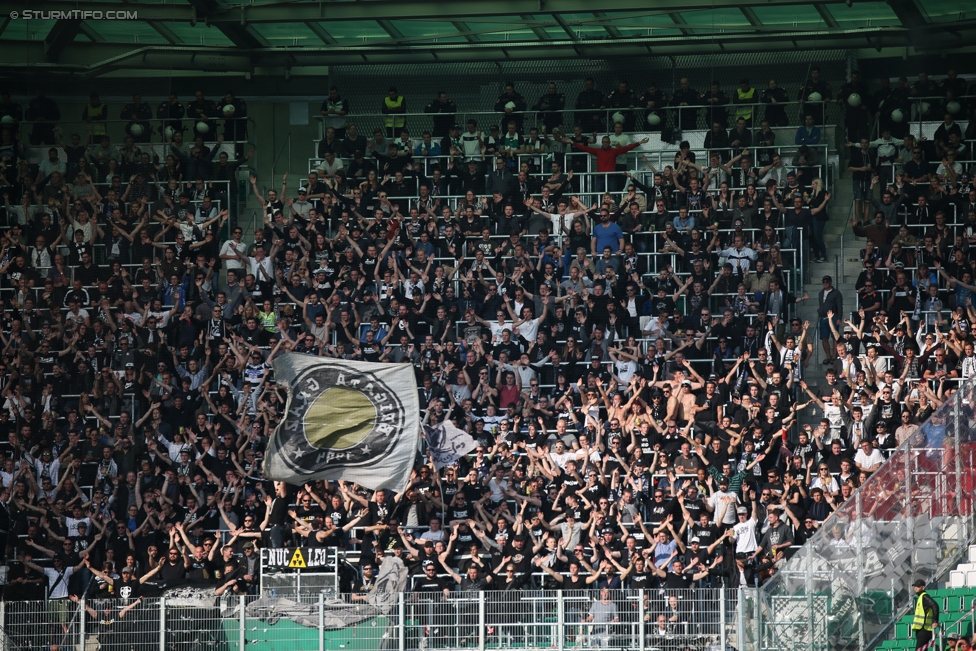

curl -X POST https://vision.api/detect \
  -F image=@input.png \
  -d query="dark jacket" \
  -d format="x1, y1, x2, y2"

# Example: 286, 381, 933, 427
817, 286, 843, 320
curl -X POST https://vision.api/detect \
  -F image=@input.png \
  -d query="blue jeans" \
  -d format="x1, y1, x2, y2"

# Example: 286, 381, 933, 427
783, 225, 800, 251
812, 218, 828, 259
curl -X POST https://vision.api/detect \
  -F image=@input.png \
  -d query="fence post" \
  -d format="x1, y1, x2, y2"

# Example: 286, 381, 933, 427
806, 546, 815, 651
79, 598, 86, 651
399, 591, 406, 651
159, 597, 166, 651
556, 590, 565, 651
737, 588, 747, 651
239, 595, 246, 651
755, 589, 763, 651
478, 591, 486, 651
638, 589, 645, 651
719, 588, 727, 650
318, 592, 325, 651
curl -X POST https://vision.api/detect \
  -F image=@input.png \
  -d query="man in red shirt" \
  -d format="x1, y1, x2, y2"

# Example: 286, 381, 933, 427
561, 134, 649, 193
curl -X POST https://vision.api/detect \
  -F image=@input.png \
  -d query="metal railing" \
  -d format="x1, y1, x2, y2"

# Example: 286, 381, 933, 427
307, 96, 922, 137
0, 587, 739, 651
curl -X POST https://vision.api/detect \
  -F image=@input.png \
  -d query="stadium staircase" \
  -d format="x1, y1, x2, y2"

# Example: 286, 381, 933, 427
878, 589, 976, 650
874, 549, 976, 650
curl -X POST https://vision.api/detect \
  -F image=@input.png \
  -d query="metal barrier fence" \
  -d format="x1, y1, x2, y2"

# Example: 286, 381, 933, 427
745, 376, 976, 651
0, 588, 739, 651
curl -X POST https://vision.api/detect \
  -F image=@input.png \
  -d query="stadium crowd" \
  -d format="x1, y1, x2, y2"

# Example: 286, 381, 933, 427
0, 69, 973, 630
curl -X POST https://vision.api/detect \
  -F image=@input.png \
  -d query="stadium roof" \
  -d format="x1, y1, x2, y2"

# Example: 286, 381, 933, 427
1, 0, 974, 74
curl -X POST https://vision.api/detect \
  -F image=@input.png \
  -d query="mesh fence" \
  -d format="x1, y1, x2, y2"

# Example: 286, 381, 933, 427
0, 588, 738, 651
756, 378, 976, 651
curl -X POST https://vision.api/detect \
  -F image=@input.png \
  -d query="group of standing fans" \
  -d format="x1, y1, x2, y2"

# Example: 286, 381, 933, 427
0, 68, 970, 649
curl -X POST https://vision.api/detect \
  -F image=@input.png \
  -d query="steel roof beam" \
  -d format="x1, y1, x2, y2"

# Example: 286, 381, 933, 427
5, 0, 852, 24
43, 19, 83, 62
184, 0, 269, 49
739, 7, 762, 26
305, 22, 337, 45
591, 12, 622, 38
815, 4, 839, 28
451, 21, 479, 43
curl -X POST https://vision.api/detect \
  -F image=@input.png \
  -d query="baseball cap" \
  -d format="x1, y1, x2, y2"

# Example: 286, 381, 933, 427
947, 634, 961, 642
298, 187, 307, 194
122, 566, 135, 574
243, 542, 255, 550
913, 579, 926, 587
822, 275, 832, 283
690, 537, 700, 543
736, 506, 748, 514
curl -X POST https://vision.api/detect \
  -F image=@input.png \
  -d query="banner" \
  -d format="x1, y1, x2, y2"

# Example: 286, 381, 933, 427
424, 419, 478, 470
266, 354, 420, 494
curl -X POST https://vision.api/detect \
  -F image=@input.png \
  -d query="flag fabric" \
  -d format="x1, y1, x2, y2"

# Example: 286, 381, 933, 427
424, 419, 478, 470
265, 354, 420, 494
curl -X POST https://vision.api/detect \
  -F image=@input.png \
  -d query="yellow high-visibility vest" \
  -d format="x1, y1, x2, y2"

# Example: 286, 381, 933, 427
735, 87, 756, 122
911, 592, 933, 632
384, 96, 405, 129
85, 103, 108, 137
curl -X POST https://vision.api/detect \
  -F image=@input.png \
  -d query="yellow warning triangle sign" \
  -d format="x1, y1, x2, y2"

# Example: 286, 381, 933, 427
288, 548, 306, 568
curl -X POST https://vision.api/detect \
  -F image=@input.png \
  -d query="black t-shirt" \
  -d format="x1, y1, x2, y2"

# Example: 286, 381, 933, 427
646, 497, 675, 526
159, 560, 186, 583
660, 571, 692, 590
116, 577, 141, 602
267, 495, 290, 526
682, 498, 705, 523
690, 522, 720, 548
414, 575, 448, 592
627, 569, 653, 591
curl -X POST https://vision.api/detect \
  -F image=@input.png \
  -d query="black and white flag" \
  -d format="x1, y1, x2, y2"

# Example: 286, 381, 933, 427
266, 354, 420, 493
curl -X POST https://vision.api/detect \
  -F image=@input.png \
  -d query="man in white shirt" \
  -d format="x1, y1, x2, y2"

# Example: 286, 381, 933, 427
720, 236, 758, 275
24, 554, 84, 630
419, 518, 446, 543
549, 440, 576, 470
731, 505, 758, 556
235, 245, 274, 283
506, 298, 548, 343
219, 225, 248, 272
706, 479, 739, 528
853, 439, 885, 474
317, 153, 344, 180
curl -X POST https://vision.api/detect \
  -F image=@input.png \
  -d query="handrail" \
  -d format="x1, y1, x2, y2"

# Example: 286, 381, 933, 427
300, 94, 976, 133
939, 602, 975, 642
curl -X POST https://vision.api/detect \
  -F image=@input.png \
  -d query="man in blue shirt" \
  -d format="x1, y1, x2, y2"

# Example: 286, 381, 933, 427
591, 208, 624, 255
795, 115, 822, 146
